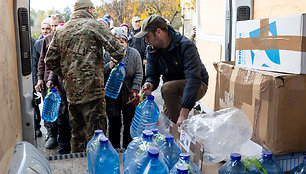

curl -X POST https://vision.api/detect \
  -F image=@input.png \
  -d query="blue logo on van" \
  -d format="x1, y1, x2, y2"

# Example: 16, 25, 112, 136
249, 21, 280, 67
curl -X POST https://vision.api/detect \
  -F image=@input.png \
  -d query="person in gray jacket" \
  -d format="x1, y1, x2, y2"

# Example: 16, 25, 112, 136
104, 27, 143, 149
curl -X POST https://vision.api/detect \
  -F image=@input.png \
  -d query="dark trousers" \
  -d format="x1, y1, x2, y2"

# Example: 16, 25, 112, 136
106, 93, 135, 149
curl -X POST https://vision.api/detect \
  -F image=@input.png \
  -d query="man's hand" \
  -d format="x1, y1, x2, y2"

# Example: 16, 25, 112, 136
109, 61, 115, 69
176, 108, 190, 126
46, 80, 54, 89
143, 60, 147, 65
141, 82, 153, 95
35, 80, 44, 92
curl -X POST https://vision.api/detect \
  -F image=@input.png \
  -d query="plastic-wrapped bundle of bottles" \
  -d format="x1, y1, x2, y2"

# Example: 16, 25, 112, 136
127, 147, 169, 174
105, 62, 126, 99
248, 150, 283, 174
93, 138, 120, 174
130, 95, 160, 138
86, 130, 106, 174
218, 153, 248, 174
170, 153, 202, 174
152, 128, 166, 148
42, 88, 61, 122
290, 156, 306, 174
160, 135, 182, 170
123, 130, 159, 172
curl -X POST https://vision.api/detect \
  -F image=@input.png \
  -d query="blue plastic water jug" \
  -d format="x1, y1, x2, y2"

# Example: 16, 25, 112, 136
152, 128, 166, 148
257, 150, 283, 174
130, 95, 160, 138
290, 156, 306, 174
160, 135, 182, 170
86, 130, 105, 174
218, 153, 248, 174
105, 62, 126, 99
93, 138, 120, 174
123, 130, 158, 172
42, 88, 61, 122
170, 153, 202, 174
129, 147, 169, 174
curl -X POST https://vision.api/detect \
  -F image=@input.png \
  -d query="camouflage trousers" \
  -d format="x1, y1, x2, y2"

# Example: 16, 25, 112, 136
68, 98, 107, 153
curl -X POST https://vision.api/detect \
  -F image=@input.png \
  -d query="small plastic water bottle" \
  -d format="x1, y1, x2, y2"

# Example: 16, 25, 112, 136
160, 135, 182, 170
105, 62, 126, 99
93, 138, 120, 174
290, 156, 306, 174
152, 128, 166, 148
42, 88, 61, 122
86, 130, 105, 174
218, 153, 248, 174
130, 95, 160, 138
170, 153, 201, 174
129, 147, 169, 174
258, 150, 283, 174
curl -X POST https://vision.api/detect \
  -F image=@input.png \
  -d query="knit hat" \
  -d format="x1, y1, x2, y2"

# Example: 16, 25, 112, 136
111, 27, 128, 41
74, 0, 94, 11
41, 16, 51, 26
120, 23, 130, 31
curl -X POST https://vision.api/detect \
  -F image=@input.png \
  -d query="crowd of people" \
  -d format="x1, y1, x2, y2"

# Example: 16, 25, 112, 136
31, 0, 209, 154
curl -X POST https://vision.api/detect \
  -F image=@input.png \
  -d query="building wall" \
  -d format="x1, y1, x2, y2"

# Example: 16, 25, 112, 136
0, 0, 23, 172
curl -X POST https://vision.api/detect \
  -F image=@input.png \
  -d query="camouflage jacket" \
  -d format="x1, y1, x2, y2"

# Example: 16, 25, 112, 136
45, 10, 126, 105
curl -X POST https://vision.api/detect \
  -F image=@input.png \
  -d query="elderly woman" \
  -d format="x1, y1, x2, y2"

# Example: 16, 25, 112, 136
104, 27, 143, 149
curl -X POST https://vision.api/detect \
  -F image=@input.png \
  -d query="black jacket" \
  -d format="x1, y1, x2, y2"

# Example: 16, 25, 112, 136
145, 26, 209, 110
129, 28, 147, 61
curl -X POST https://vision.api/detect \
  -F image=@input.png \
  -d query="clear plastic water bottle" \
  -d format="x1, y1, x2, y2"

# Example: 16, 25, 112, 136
123, 130, 159, 172
93, 138, 120, 174
86, 130, 105, 174
257, 150, 283, 174
152, 128, 166, 148
176, 165, 189, 174
105, 62, 126, 99
290, 156, 306, 174
170, 153, 202, 174
42, 88, 61, 122
218, 153, 248, 174
130, 95, 160, 138
129, 147, 169, 174
160, 135, 182, 170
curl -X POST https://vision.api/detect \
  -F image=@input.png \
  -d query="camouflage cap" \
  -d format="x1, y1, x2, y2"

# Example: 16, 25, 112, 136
74, 0, 94, 11
134, 15, 168, 38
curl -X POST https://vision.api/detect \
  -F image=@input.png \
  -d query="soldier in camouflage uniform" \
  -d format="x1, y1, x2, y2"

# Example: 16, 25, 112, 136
45, 0, 126, 152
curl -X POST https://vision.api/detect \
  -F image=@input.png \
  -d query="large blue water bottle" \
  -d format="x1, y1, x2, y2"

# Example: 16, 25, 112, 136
218, 153, 248, 174
152, 128, 166, 148
130, 95, 160, 138
170, 153, 202, 174
105, 62, 126, 99
257, 150, 283, 174
129, 147, 169, 174
160, 135, 182, 170
93, 138, 120, 174
86, 130, 105, 174
123, 130, 158, 172
290, 156, 306, 174
42, 88, 61, 122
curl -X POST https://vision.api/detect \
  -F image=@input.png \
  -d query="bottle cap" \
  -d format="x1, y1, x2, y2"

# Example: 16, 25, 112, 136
142, 130, 154, 139
148, 147, 159, 158
99, 138, 108, 144
119, 62, 124, 66
262, 150, 273, 159
51, 88, 57, 92
94, 130, 103, 135
165, 135, 174, 142
151, 129, 158, 134
147, 95, 154, 100
230, 153, 241, 161
177, 165, 188, 174
180, 153, 190, 160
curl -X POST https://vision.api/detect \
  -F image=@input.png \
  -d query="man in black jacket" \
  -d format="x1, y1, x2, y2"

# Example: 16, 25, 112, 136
136, 15, 209, 126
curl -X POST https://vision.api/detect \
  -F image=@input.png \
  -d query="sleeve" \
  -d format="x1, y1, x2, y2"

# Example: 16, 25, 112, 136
145, 50, 160, 91
103, 50, 112, 76
181, 43, 203, 110
131, 50, 143, 93
45, 34, 63, 77
47, 71, 59, 86
37, 39, 46, 80
32, 41, 40, 85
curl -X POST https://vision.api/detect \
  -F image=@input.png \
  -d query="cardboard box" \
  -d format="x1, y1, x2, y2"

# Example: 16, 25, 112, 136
214, 61, 306, 154
235, 14, 306, 74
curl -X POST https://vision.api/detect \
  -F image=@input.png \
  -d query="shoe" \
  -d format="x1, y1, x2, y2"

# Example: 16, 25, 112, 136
58, 148, 71, 154
45, 137, 57, 149
35, 130, 42, 137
